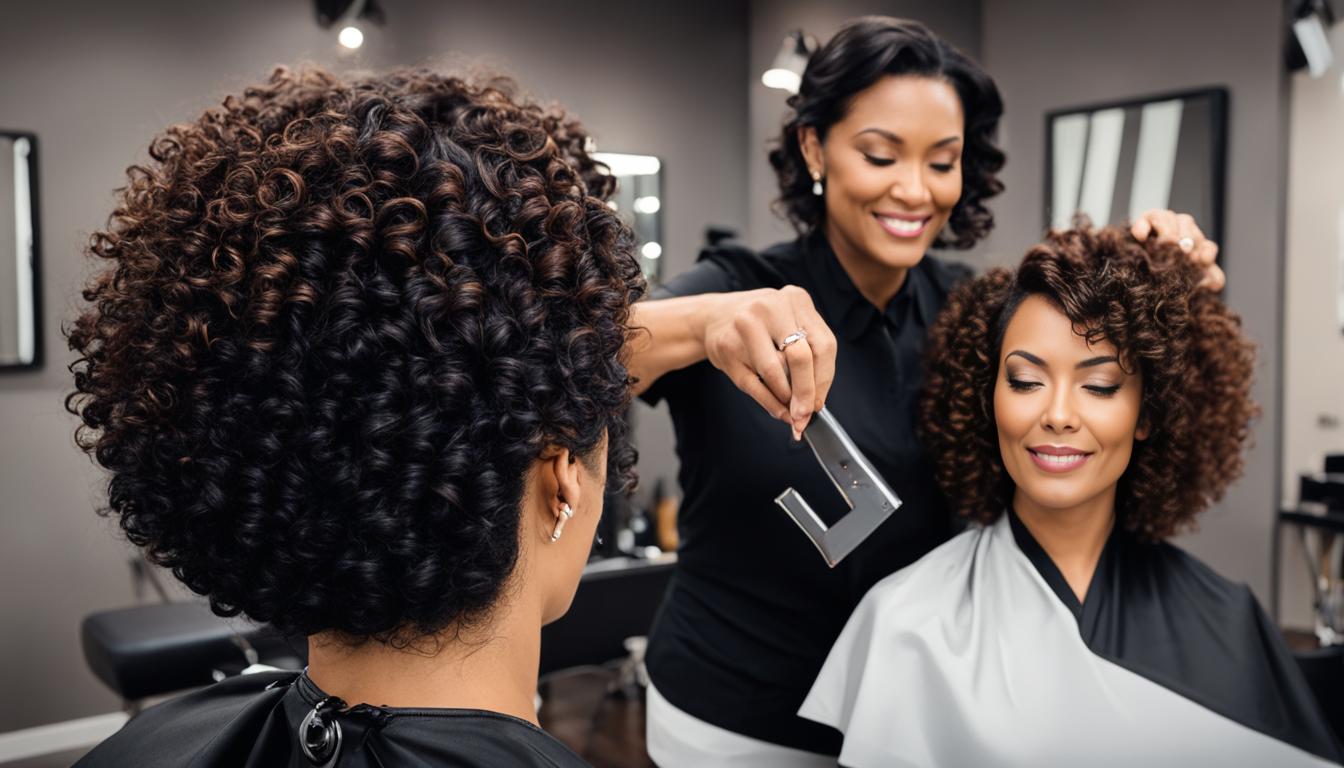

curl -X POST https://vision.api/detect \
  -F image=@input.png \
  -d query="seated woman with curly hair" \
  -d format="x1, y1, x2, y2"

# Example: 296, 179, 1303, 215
67, 66, 643, 767
799, 227, 1342, 766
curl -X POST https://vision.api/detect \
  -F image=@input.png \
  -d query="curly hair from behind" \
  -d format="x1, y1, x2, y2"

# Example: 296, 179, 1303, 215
66, 66, 646, 643
919, 226, 1257, 540
768, 16, 1005, 249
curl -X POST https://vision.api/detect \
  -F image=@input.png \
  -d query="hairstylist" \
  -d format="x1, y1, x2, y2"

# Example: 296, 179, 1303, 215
627, 16, 1224, 767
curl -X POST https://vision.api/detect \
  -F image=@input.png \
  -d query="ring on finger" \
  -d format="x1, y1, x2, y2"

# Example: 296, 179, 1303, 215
1177, 237, 1195, 252
776, 329, 808, 352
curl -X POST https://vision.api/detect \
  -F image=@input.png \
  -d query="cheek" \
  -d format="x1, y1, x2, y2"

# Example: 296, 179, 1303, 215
932, 173, 963, 214
992, 384, 1032, 442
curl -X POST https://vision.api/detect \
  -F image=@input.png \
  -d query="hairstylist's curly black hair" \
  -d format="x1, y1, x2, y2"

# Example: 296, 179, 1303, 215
66, 66, 645, 643
769, 16, 1005, 249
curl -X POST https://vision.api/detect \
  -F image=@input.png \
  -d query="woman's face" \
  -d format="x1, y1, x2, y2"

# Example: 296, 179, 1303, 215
802, 75, 965, 271
993, 295, 1147, 516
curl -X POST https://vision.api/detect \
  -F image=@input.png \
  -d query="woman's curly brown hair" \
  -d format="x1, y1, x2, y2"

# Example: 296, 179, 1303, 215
768, 16, 1005, 249
65, 66, 646, 642
919, 226, 1257, 540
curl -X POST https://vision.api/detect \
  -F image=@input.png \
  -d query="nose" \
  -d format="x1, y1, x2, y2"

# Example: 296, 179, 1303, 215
1040, 386, 1080, 434
888, 162, 932, 207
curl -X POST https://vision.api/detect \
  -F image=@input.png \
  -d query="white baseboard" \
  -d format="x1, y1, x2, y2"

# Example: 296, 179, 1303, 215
0, 712, 128, 764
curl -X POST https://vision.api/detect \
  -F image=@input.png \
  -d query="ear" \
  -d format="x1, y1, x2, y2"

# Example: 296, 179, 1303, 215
798, 125, 825, 181
1135, 415, 1151, 442
539, 446, 584, 525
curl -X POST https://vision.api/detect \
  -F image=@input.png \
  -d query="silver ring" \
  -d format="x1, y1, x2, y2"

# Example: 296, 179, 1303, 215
1177, 237, 1195, 252
776, 329, 808, 352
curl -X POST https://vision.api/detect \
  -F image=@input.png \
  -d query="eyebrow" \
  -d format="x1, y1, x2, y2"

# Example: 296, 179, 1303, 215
853, 128, 962, 148
1005, 351, 1120, 369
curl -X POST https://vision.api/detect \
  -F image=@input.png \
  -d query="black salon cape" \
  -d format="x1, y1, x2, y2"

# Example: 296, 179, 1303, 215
75, 670, 589, 767
801, 511, 1344, 767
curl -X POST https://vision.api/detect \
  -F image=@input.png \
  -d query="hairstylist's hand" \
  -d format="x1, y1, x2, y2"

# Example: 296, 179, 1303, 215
702, 286, 837, 441
1131, 209, 1225, 291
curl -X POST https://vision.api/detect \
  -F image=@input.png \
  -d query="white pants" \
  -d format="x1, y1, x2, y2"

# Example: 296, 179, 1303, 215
644, 682, 836, 768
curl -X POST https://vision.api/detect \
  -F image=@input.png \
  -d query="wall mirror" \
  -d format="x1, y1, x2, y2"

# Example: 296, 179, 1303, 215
593, 152, 663, 285
1045, 88, 1227, 244
0, 131, 40, 371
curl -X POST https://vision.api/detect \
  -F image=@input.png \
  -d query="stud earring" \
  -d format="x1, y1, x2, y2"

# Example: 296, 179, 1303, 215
811, 171, 823, 196
550, 503, 574, 542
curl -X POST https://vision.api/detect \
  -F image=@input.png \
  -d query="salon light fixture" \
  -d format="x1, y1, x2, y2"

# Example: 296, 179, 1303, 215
641, 242, 663, 260
592, 152, 661, 177
314, 0, 384, 49
762, 30, 811, 95
338, 26, 364, 49
1288, 0, 1337, 77
633, 196, 661, 214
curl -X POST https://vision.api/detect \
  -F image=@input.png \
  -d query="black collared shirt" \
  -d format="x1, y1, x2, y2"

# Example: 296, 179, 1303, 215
641, 233, 970, 754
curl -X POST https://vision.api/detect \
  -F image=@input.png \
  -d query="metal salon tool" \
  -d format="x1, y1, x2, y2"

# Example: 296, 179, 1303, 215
775, 407, 902, 568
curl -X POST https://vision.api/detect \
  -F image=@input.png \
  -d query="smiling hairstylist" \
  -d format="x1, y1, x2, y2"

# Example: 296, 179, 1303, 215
626, 16, 1224, 768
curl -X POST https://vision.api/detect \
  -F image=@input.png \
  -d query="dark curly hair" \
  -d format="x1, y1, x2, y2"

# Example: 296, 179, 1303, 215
919, 226, 1257, 540
66, 66, 646, 642
768, 16, 1005, 249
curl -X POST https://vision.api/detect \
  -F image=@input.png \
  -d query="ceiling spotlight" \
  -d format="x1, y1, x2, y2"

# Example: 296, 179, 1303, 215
338, 26, 364, 49
592, 152, 661, 177
1288, 0, 1337, 77
315, 0, 384, 47
762, 30, 811, 94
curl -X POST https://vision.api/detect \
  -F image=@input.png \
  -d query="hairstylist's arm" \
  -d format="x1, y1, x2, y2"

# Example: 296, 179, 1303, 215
1131, 209, 1225, 291
629, 287, 838, 441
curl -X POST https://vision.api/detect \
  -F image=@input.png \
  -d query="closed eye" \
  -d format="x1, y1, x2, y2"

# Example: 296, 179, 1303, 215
862, 153, 895, 167
1007, 379, 1041, 392
1084, 384, 1121, 397
930, 162, 956, 173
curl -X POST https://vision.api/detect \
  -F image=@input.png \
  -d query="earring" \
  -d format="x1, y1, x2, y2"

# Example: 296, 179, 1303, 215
811, 171, 823, 196
550, 503, 574, 542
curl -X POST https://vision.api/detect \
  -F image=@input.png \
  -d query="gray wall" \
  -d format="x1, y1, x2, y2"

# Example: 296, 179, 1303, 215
0, 0, 748, 732
978, 0, 1289, 601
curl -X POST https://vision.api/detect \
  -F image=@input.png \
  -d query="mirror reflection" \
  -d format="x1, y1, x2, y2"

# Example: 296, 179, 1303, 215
594, 151, 663, 285
0, 132, 38, 369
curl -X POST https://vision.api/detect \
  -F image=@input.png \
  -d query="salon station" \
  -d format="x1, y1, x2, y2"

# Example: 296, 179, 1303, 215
0, 1, 1342, 766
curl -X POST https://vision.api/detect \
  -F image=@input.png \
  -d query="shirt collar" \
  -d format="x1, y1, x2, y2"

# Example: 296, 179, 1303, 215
801, 231, 938, 342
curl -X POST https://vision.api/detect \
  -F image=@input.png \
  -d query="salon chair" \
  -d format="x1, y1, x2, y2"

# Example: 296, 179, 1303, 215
540, 553, 675, 676
1326, 454, 1343, 476
1295, 644, 1344, 745
81, 600, 302, 712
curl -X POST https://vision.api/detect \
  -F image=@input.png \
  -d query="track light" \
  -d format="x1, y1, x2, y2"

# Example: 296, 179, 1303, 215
1288, 0, 1337, 77
314, 0, 384, 49
762, 30, 811, 95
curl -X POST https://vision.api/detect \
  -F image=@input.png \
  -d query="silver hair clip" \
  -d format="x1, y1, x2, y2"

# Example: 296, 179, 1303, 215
775, 407, 902, 567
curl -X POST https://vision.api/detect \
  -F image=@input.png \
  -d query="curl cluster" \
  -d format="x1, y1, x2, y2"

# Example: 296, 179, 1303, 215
66, 66, 645, 641
768, 16, 1005, 249
919, 226, 1257, 540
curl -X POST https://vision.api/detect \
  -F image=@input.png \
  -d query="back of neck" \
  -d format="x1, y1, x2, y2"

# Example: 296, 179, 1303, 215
305, 597, 543, 724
